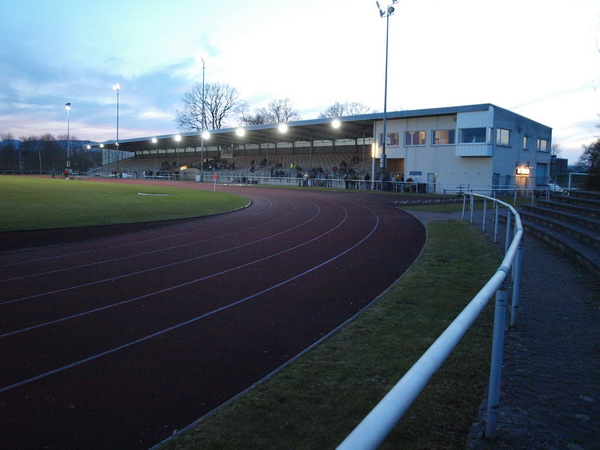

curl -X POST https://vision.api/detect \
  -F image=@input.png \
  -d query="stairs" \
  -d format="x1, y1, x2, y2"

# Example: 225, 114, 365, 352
519, 190, 600, 278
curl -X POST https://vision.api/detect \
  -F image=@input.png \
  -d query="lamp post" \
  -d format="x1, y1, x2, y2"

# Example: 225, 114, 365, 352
200, 57, 206, 181
152, 137, 158, 173
376, 0, 397, 189
65, 103, 71, 169
113, 83, 120, 166
174, 134, 182, 174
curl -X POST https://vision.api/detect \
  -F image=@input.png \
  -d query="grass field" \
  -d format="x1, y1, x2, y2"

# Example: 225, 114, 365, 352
0, 176, 249, 231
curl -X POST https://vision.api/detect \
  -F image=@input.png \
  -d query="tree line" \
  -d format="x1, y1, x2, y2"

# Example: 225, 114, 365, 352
0, 132, 100, 173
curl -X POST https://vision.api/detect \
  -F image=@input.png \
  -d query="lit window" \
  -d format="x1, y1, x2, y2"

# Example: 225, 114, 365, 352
459, 128, 487, 143
523, 136, 529, 150
496, 128, 511, 146
405, 131, 426, 146
537, 139, 548, 151
432, 129, 455, 145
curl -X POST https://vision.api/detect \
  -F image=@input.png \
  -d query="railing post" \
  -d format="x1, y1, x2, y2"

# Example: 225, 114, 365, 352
493, 203, 499, 244
485, 286, 508, 440
469, 194, 475, 223
504, 213, 512, 256
482, 199, 487, 233
510, 240, 523, 327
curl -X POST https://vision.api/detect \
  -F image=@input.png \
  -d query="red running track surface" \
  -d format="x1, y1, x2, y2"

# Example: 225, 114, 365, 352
0, 180, 426, 449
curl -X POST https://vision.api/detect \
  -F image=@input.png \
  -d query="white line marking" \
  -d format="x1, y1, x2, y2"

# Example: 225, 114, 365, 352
0, 202, 379, 394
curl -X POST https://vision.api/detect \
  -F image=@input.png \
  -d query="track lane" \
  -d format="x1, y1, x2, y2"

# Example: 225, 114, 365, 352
0, 184, 426, 449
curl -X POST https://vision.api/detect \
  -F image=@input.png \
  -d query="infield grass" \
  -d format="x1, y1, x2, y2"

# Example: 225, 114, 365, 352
163, 220, 500, 449
0, 176, 249, 231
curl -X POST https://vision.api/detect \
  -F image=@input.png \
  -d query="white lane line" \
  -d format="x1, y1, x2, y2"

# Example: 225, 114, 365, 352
0, 201, 328, 335
0, 201, 316, 305
0, 202, 379, 394
0, 196, 266, 269
0, 198, 289, 283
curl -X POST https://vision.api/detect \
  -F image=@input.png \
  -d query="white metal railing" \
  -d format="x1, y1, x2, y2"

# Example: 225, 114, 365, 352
338, 193, 523, 449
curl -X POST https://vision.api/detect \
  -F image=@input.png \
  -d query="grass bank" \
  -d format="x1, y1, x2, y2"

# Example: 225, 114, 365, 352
162, 219, 500, 449
0, 176, 248, 231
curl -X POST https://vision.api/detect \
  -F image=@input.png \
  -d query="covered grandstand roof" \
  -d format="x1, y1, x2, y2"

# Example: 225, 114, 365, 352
93, 104, 494, 152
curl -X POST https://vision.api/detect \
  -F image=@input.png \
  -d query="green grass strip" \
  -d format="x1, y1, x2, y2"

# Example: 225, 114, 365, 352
0, 176, 248, 231
163, 219, 500, 449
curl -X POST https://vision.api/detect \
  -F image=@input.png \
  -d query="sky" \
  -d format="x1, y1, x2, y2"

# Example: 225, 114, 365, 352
1, 0, 599, 164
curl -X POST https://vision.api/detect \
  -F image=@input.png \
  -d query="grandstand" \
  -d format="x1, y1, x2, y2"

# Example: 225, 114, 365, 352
90, 148, 374, 183
88, 104, 553, 193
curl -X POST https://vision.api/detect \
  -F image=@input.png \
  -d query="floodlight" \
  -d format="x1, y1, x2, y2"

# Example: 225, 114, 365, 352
236, 128, 245, 137
278, 123, 288, 133
332, 119, 341, 129
202, 131, 211, 140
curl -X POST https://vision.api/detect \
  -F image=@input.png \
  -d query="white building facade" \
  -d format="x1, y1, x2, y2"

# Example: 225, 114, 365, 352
373, 104, 552, 193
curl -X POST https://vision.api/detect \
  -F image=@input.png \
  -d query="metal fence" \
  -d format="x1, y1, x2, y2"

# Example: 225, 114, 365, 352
337, 193, 524, 449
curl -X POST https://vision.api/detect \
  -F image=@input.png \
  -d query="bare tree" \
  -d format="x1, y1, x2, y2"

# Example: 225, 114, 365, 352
551, 143, 562, 156
0, 132, 17, 169
264, 98, 301, 123
240, 103, 268, 125
319, 101, 372, 118
176, 82, 243, 131
241, 98, 301, 126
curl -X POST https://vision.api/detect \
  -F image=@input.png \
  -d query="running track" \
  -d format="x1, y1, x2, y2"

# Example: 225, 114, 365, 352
0, 180, 426, 449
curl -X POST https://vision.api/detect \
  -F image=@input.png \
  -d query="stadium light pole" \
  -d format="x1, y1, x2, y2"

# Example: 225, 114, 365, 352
376, 0, 397, 189
200, 56, 206, 182
113, 83, 120, 167
65, 103, 71, 169
174, 134, 182, 170
152, 137, 158, 173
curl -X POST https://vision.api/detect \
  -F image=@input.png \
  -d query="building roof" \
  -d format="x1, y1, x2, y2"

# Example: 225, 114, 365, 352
94, 103, 547, 153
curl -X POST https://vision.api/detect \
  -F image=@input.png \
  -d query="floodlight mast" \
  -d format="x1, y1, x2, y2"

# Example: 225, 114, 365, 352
375, 0, 397, 189
200, 57, 206, 182
65, 103, 71, 169
113, 84, 120, 167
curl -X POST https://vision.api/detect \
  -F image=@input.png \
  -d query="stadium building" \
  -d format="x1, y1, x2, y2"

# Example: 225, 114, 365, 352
95, 103, 552, 193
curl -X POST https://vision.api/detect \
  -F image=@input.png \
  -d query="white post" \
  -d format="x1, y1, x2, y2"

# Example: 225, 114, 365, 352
485, 286, 507, 439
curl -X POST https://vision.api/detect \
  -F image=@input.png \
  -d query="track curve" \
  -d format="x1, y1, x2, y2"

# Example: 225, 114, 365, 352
0, 182, 426, 449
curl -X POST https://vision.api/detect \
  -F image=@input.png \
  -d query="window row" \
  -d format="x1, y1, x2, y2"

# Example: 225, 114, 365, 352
381, 128, 487, 146
380, 128, 549, 151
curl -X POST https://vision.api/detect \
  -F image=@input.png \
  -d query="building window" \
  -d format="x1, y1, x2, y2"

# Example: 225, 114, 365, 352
432, 129, 455, 145
378, 132, 400, 147
387, 132, 399, 146
496, 128, 511, 146
459, 127, 487, 143
405, 131, 426, 146
537, 139, 548, 151
523, 136, 529, 150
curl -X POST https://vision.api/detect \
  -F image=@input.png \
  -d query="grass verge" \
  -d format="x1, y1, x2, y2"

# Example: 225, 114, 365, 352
0, 176, 248, 231
162, 219, 500, 449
